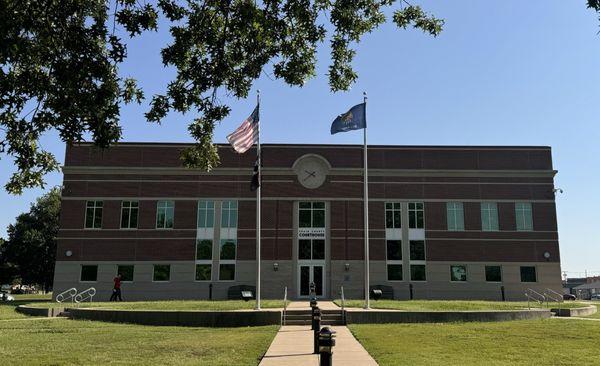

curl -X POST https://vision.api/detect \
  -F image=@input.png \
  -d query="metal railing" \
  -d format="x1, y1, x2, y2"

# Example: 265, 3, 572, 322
282, 286, 288, 326
525, 288, 546, 309
340, 286, 346, 324
544, 288, 563, 307
56, 288, 77, 303
74, 287, 96, 303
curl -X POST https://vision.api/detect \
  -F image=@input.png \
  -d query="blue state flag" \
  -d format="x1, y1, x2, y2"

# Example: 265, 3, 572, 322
330, 103, 366, 135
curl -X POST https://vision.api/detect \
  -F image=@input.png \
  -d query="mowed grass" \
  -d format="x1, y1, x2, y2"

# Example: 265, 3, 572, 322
0, 293, 53, 320
28, 299, 287, 311
349, 318, 600, 366
337, 299, 587, 311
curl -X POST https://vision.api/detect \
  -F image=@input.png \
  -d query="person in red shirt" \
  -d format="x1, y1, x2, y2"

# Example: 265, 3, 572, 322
110, 274, 123, 301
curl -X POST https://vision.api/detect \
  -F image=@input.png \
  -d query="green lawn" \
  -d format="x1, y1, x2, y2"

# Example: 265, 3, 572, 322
350, 318, 600, 365
27, 299, 287, 311
336, 299, 587, 311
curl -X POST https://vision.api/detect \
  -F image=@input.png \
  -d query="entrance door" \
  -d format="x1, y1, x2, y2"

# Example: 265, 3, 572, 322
299, 265, 324, 297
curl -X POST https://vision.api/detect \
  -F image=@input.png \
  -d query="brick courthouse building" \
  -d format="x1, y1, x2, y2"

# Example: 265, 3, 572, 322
53, 143, 563, 301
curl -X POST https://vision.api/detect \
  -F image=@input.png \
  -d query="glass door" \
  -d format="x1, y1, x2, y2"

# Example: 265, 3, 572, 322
297, 202, 326, 298
299, 265, 324, 297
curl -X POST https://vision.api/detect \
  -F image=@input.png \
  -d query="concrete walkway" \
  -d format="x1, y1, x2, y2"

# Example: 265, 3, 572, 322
259, 325, 378, 366
285, 301, 342, 310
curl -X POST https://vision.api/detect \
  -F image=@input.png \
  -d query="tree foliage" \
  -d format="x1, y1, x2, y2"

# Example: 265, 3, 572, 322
1, 0, 442, 193
1, 188, 61, 290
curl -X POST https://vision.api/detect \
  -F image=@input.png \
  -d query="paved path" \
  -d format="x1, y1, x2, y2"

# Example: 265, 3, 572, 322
285, 301, 341, 310
259, 325, 378, 366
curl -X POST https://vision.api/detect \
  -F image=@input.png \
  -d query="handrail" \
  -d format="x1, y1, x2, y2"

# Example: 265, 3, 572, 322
340, 286, 346, 324
525, 288, 545, 309
545, 288, 563, 303
74, 287, 96, 303
56, 288, 77, 303
282, 286, 287, 326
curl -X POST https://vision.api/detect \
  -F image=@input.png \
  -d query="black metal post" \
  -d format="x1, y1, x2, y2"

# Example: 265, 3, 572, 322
409, 283, 414, 300
318, 327, 336, 366
209, 283, 213, 300
313, 308, 321, 354
501, 285, 505, 302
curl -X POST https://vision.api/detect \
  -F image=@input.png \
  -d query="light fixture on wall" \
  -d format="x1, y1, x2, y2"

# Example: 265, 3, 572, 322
345, 263, 350, 272
273, 262, 279, 272
65, 250, 72, 257
543, 252, 551, 261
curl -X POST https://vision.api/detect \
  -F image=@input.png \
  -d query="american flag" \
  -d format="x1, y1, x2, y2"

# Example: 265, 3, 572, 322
227, 106, 259, 153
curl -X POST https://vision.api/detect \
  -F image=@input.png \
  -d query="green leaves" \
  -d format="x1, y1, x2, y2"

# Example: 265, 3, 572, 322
393, 5, 444, 37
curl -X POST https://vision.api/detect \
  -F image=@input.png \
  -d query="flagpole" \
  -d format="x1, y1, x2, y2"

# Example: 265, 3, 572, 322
255, 90, 262, 310
363, 91, 370, 310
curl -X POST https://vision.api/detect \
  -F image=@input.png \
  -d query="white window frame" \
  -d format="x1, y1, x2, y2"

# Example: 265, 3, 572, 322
409, 240, 427, 282
446, 202, 464, 231
515, 202, 533, 231
219, 201, 238, 282
116, 264, 135, 283
386, 239, 403, 282
450, 264, 468, 282
485, 265, 503, 283
481, 202, 499, 231
195, 239, 213, 282
152, 264, 171, 282
79, 264, 98, 283
385, 202, 402, 229
408, 202, 424, 229
520, 265, 537, 283
156, 200, 175, 229
84, 200, 103, 229
198, 201, 215, 228
120, 201, 139, 229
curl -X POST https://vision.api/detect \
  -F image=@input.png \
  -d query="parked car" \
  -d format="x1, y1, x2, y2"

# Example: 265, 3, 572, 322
0, 291, 15, 301
563, 294, 577, 301
591, 294, 600, 301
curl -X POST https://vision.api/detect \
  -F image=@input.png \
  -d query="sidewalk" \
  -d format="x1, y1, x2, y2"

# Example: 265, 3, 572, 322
259, 325, 378, 366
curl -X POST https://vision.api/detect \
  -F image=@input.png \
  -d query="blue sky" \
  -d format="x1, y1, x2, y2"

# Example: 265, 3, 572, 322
1, 1, 599, 277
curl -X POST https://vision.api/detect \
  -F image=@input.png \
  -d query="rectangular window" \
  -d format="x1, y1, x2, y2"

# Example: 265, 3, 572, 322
480, 202, 499, 231
409, 240, 426, 261
386, 240, 402, 261
196, 239, 213, 261
515, 202, 533, 231
153, 264, 171, 282
117, 265, 134, 282
219, 264, 236, 281
85, 201, 103, 229
410, 265, 427, 281
299, 201, 325, 228
450, 265, 467, 282
408, 202, 424, 229
299, 239, 325, 260
220, 239, 236, 260
195, 264, 212, 281
485, 265, 502, 282
80, 265, 98, 282
198, 201, 215, 228
446, 202, 464, 231
120, 201, 139, 229
156, 201, 174, 229
385, 202, 401, 229
221, 201, 238, 228
387, 264, 403, 281
520, 266, 537, 283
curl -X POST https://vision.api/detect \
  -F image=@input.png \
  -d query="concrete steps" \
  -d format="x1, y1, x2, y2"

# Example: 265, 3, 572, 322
283, 309, 345, 326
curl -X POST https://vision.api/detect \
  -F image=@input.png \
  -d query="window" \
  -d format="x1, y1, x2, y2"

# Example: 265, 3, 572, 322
481, 202, 499, 231
85, 201, 103, 229
221, 201, 238, 228
520, 266, 537, 283
485, 265, 502, 282
80, 265, 98, 282
515, 202, 533, 231
410, 265, 426, 281
446, 202, 464, 231
117, 265, 134, 282
408, 202, 424, 229
409, 241, 425, 261
219, 264, 236, 281
299, 202, 325, 228
153, 264, 170, 282
220, 239, 236, 260
299, 239, 325, 260
120, 201, 139, 229
196, 239, 213, 260
385, 202, 401, 229
195, 239, 213, 281
386, 240, 402, 261
196, 264, 212, 281
387, 264, 403, 281
450, 265, 467, 282
198, 201, 215, 228
156, 201, 174, 229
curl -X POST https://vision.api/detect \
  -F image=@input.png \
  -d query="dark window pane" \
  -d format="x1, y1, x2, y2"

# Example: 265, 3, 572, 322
410, 241, 425, 261
85, 208, 94, 228
153, 265, 170, 281
520, 266, 537, 282
196, 240, 212, 260
385, 203, 392, 210
410, 265, 426, 281
300, 266, 310, 296
386, 211, 393, 228
129, 208, 138, 228
93, 207, 102, 228
450, 265, 467, 282
485, 266, 502, 282
387, 264, 403, 281
219, 264, 235, 281
195, 264, 211, 281
220, 240, 236, 260
314, 266, 323, 296
409, 212, 416, 228
117, 265, 134, 282
121, 207, 130, 228
313, 209, 325, 228
386, 240, 402, 260
417, 211, 424, 228
393, 210, 401, 228
299, 240, 312, 260
313, 202, 325, 209
394, 203, 401, 210
299, 202, 311, 209
80, 265, 98, 282
156, 211, 165, 228
312, 240, 325, 260
299, 210, 311, 227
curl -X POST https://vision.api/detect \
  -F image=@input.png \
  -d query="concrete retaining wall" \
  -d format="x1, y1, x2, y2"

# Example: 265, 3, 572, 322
67, 308, 282, 327
345, 309, 552, 324
16, 305, 65, 317
551, 305, 597, 317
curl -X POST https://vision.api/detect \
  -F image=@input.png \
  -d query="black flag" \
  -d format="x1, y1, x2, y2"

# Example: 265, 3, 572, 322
250, 157, 260, 191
